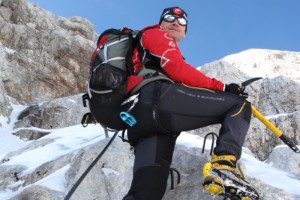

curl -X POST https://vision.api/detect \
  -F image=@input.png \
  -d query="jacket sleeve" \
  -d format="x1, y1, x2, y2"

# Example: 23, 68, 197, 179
141, 26, 224, 91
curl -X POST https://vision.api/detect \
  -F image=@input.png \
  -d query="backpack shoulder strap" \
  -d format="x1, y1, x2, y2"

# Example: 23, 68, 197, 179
134, 26, 158, 74
135, 25, 167, 76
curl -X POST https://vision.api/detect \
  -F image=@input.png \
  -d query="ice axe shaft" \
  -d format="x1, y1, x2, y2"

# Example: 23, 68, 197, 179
251, 105, 300, 153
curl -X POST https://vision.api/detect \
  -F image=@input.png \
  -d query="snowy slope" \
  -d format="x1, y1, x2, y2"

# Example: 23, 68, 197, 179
1, 103, 300, 199
0, 103, 28, 158
1, 48, 300, 199
221, 49, 300, 81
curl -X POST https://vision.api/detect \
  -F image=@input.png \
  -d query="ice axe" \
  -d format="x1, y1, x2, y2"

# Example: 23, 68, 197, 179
251, 106, 300, 153
241, 77, 300, 153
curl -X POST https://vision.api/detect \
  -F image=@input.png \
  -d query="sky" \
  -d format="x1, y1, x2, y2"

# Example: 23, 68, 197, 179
26, 0, 300, 67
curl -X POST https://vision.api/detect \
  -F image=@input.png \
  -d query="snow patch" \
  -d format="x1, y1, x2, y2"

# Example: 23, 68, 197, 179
4, 47, 16, 55
102, 168, 120, 177
36, 164, 70, 193
0, 103, 28, 159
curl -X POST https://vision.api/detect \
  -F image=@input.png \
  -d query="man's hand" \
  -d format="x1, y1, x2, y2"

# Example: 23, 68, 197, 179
225, 83, 248, 98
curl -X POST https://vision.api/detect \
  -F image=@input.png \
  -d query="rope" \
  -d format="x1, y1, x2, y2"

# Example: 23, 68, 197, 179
64, 131, 119, 200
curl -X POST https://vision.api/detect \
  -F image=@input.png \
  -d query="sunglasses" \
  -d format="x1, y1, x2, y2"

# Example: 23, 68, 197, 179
163, 15, 187, 26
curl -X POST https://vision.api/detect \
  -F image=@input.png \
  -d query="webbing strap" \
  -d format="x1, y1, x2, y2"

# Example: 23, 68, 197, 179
130, 74, 173, 95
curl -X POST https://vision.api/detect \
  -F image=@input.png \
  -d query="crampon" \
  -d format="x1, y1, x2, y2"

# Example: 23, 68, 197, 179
203, 166, 259, 200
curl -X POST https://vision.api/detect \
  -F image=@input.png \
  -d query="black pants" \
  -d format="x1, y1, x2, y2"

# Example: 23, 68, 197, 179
123, 134, 177, 200
123, 81, 252, 200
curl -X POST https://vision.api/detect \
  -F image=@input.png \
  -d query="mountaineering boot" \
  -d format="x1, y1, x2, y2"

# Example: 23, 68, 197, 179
203, 154, 236, 196
202, 154, 259, 200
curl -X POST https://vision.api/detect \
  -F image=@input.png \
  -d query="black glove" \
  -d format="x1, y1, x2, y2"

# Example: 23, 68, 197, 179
225, 83, 248, 98
225, 83, 240, 94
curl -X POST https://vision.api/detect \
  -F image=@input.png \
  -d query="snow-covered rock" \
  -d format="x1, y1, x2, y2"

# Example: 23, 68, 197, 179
266, 146, 300, 177
0, 0, 300, 199
221, 49, 300, 82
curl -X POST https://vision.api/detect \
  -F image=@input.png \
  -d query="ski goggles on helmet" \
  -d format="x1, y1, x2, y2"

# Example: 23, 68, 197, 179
163, 14, 187, 26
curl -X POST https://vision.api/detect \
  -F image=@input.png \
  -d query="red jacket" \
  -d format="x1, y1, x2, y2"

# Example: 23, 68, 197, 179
127, 25, 224, 93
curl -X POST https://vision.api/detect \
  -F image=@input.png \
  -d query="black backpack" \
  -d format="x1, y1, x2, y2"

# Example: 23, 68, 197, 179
81, 27, 141, 131
81, 26, 172, 132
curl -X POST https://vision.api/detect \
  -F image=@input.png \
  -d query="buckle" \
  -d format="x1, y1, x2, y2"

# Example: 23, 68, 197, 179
120, 112, 137, 127
82, 93, 89, 107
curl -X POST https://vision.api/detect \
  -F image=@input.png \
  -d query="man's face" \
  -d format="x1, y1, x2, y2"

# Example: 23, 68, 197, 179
160, 16, 186, 43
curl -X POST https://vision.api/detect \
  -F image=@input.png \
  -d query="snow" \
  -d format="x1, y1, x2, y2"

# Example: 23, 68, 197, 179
0, 102, 108, 198
37, 164, 70, 193
102, 167, 120, 177
179, 133, 300, 196
0, 103, 28, 159
0, 121, 106, 199
2, 124, 105, 174
1, 118, 300, 199
241, 152, 300, 195
221, 49, 300, 82
4, 47, 16, 55
266, 112, 296, 120
1, 48, 300, 198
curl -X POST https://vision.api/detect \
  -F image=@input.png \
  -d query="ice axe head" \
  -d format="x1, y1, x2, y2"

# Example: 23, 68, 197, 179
240, 77, 263, 92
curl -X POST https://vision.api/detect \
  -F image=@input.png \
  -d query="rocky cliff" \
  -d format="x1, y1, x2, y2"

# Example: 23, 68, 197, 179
0, 0, 300, 200
0, 0, 97, 110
